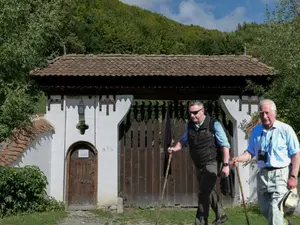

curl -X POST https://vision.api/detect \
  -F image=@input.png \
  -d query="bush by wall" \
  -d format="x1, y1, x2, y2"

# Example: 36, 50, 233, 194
0, 165, 64, 216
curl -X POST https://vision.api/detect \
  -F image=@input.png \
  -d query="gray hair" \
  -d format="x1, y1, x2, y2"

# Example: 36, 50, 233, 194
189, 101, 204, 108
259, 99, 277, 112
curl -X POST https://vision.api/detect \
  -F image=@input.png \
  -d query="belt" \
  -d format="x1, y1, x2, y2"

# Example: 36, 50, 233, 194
262, 166, 286, 171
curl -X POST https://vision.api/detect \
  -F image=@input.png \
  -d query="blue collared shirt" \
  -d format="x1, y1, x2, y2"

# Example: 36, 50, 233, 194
179, 120, 230, 148
247, 120, 300, 168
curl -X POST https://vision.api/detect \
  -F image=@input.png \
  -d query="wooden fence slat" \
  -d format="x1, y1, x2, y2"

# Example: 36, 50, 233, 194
138, 121, 146, 205
160, 118, 166, 206
167, 162, 175, 206
131, 121, 139, 205
179, 119, 188, 206
173, 119, 181, 206
124, 127, 132, 205
146, 120, 153, 204
166, 118, 175, 206
152, 119, 160, 204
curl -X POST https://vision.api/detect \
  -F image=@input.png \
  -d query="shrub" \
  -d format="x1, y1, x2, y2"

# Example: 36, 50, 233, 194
0, 165, 64, 216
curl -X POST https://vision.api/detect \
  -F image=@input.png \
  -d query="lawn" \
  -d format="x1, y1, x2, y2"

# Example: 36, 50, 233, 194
0, 206, 298, 225
92, 205, 300, 225
0, 210, 67, 225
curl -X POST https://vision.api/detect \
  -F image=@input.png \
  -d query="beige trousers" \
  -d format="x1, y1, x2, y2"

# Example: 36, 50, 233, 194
257, 167, 289, 225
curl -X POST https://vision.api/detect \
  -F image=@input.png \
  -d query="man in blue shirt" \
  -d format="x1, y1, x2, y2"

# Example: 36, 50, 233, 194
233, 99, 300, 225
168, 101, 230, 225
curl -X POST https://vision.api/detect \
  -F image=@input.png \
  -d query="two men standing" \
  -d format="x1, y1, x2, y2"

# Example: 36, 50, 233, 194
168, 99, 300, 225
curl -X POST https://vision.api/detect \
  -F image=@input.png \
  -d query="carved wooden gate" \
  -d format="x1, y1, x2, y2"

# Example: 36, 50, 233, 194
67, 143, 97, 207
119, 100, 234, 207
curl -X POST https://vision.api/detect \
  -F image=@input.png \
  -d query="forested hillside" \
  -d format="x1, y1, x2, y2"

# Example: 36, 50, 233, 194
1, 0, 300, 140
63, 0, 244, 55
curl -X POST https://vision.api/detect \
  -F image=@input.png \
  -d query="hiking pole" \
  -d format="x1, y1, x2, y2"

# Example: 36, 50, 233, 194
155, 152, 172, 225
236, 165, 250, 225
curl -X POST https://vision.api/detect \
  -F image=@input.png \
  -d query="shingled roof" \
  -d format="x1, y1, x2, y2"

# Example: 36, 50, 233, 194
0, 117, 54, 166
30, 54, 274, 77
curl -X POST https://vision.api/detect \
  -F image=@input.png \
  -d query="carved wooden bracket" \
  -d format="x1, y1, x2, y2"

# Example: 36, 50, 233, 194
239, 96, 259, 114
47, 95, 64, 111
99, 95, 116, 115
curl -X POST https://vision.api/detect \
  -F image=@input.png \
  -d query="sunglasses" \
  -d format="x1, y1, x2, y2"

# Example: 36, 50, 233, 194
189, 108, 203, 115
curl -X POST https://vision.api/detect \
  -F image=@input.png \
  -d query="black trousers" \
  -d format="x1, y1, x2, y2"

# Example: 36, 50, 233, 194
195, 161, 224, 225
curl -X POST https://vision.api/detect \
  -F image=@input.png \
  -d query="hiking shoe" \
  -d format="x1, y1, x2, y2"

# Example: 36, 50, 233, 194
195, 217, 208, 225
211, 215, 228, 225
284, 219, 292, 225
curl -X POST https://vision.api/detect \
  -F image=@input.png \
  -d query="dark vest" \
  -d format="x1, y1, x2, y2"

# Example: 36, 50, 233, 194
187, 115, 218, 169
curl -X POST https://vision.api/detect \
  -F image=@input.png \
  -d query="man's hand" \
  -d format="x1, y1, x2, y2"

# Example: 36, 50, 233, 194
168, 142, 182, 153
289, 153, 300, 189
222, 165, 230, 177
168, 147, 174, 153
231, 151, 252, 167
168, 146, 179, 153
288, 176, 298, 189
231, 157, 239, 167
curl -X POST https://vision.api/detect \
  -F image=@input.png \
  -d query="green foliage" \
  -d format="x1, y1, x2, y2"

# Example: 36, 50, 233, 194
236, 22, 267, 49
0, 166, 65, 217
239, 0, 300, 136
0, 0, 66, 141
232, 1, 300, 140
0, 87, 36, 141
63, 0, 244, 55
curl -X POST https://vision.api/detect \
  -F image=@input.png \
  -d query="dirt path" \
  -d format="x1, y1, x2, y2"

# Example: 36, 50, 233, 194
57, 210, 153, 225
58, 211, 106, 225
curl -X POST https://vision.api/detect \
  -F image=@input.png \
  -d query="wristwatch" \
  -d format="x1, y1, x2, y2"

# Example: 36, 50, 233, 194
290, 175, 297, 179
223, 163, 229, 167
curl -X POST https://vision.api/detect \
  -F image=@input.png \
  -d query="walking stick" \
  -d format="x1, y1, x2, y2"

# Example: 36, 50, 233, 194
236, 165, 250, 225
155, 152, 172, 225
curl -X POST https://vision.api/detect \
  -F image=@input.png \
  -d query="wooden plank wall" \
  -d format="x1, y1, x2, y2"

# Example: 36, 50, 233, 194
119, 100, 234, 207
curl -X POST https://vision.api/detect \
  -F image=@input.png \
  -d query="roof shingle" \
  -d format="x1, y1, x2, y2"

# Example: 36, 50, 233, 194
30, 54, 274, 77
0, 117, 54, 166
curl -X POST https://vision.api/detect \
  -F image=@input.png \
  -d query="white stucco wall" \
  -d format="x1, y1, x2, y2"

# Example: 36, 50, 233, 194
13, 132, 53, 195
248, 161, 259, 202
45, 94, 133, 207
219, 95, 259, 203
96, 95, 132, 206
45, 95, 66, 201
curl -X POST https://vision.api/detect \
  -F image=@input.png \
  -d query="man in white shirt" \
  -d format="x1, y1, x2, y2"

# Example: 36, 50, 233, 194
233, 99, 300, 225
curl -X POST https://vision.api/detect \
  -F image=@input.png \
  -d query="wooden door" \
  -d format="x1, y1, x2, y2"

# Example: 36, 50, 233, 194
68, 147, 96, 206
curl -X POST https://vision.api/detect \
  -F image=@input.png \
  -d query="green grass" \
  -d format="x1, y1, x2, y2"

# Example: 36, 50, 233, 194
92, 205, 300, 225
0, 210, 67, 225
3, 206, 297, 225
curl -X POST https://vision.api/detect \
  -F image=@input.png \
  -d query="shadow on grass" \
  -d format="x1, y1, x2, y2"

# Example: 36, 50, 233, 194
91, 205, 300, 225
241, 203, 261, 215
91, 205, 261, 224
